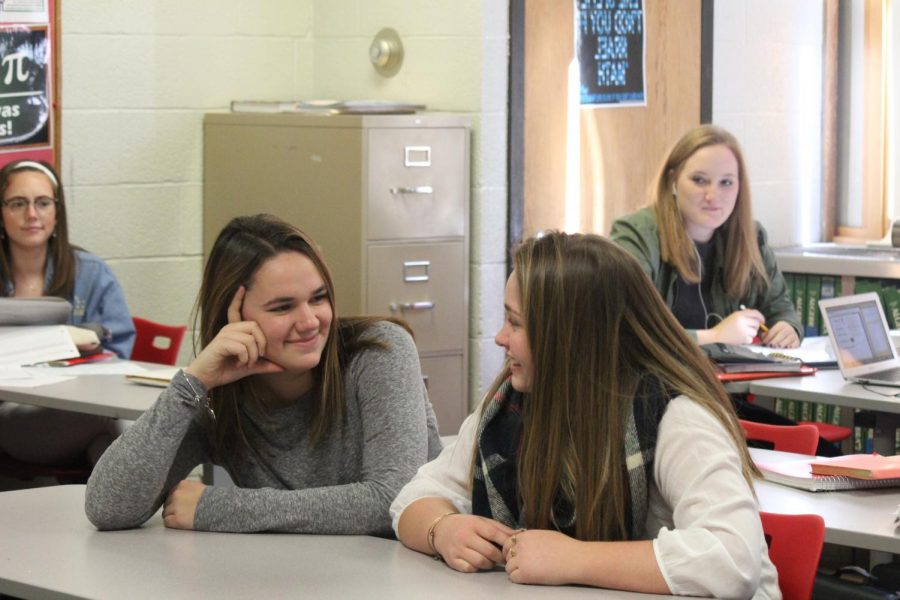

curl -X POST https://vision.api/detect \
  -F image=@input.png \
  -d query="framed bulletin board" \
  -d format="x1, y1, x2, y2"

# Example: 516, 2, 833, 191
0, 0, 59, 169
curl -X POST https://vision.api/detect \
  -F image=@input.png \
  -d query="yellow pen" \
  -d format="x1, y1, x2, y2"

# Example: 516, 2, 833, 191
739, 305, 769, 334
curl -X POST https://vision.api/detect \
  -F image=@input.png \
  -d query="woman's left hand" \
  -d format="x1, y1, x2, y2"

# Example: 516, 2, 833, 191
503, 529, 582, 585
761, 321, 800, 348
162, 480, 207, 530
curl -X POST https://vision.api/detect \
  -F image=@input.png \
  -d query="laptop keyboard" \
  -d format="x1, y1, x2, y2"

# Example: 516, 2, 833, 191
865, 366, 900, 381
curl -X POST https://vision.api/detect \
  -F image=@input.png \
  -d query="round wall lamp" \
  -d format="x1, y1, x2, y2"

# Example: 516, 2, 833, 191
369, 28, 404, 77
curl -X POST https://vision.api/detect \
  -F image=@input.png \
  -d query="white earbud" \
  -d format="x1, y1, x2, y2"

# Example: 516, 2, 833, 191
672, 183, 678, 197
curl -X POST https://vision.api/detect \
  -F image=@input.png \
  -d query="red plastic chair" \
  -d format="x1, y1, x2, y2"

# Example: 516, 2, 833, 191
799, 421, 852, 444
739, 419, 819, 455
130, 317, 186, 365
760, 511, 825, 600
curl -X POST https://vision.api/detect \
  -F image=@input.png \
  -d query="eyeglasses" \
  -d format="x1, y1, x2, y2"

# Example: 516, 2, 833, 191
1, 196, 58, 213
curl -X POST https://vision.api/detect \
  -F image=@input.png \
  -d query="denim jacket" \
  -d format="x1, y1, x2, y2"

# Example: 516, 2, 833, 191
4, 249, 136, 358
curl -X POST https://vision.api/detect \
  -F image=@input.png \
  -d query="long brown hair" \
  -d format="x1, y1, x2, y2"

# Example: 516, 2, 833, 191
194, 214, 403, 457
654, 124, 766, 299
484, 232, 757, 542
0, 160, 77, 298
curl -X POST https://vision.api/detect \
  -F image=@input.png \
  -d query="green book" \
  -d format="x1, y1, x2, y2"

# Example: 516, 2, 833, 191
882, 285, 900, 329
786, 400, 799, 421
785, 274, 796, 311
792, 276, 807, 330
799, 400, 812, 422
819, 276, 837, 334
805, 275, 820, 336
814, 402, 826, 423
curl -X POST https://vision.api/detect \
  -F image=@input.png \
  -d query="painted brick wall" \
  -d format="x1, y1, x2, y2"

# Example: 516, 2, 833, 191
60, 1, 508, 408
712, 0, 823, 246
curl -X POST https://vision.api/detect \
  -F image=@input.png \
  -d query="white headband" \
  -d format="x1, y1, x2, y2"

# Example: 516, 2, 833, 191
10, 160, 59, 190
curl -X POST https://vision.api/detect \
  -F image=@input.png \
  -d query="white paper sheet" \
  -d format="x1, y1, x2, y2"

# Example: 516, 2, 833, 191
0, 365, 74, 387
0, 326, 79, 366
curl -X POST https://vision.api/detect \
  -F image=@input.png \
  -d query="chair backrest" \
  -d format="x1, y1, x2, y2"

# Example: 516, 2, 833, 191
739, 419, 819, 455
130, 317, 187, 365
760, 511, 825, 600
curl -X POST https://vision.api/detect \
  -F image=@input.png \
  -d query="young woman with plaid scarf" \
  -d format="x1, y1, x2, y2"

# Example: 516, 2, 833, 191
391, 232, 779, 598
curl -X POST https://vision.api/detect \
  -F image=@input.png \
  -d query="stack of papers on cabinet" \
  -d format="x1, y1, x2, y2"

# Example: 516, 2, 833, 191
230, 99, 426, 115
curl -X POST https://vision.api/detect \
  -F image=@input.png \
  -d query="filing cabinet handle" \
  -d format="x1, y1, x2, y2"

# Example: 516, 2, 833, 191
389, 186, 434, 195
390, 301, 435, 312
403, 260, 431, 282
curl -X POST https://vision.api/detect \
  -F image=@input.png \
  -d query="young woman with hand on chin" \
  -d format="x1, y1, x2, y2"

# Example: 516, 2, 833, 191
86, 214, 441, 534
391, 233, 779, 598
610, 125, 801, 349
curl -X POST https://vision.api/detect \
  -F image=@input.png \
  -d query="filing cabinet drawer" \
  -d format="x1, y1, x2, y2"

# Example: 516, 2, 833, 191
420, 354, 466, 435
366, 242, 465, 353
367, 128, 467, 240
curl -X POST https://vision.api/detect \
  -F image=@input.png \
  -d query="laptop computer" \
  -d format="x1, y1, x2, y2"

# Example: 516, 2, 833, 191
819, 292, 900, 386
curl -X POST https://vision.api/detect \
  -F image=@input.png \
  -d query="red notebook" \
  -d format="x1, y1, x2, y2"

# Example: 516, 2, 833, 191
715, 365, 816, 382
809, 454, 900, 480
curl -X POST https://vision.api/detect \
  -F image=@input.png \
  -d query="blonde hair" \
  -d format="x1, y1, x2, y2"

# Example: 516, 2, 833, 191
481, 232, 758, 541
654, 124, 767, 299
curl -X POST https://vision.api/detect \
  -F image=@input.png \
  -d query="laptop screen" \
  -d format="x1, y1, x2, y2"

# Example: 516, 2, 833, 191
824, 299, 894, 367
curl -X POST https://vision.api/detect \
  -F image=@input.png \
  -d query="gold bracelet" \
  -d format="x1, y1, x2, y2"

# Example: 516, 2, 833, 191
426, 511, 459, 561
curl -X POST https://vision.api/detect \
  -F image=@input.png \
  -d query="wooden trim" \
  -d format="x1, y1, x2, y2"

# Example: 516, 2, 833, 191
53, 0, 61, 167
821, 0, 838, 242
836, 0, 887, 241
700, 0, 714, 123
507, 0, 524, 259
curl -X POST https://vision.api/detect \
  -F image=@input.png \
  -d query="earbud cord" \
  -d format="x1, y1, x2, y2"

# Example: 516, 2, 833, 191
694, 243, 723, 329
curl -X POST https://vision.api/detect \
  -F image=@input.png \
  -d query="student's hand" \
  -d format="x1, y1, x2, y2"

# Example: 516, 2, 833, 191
710, 309, 765, 345
503, 529, 582, 585
761, 321, 800, 348
162, 480, 207, 530
184, 286, 284, 389
433, 514, 516, 573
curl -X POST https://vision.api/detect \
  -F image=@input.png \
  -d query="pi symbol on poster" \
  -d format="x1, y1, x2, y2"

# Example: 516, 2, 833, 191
0, 25, 50, 147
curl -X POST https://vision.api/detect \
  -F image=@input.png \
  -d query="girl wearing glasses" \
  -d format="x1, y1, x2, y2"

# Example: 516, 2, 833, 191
0, 159, 135, 467
0, 160, 135, 357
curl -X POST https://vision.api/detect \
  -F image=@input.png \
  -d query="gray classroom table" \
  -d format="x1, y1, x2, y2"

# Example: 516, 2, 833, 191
751, 448, 900, 555
0, 366, 167, 420
0, 485, 672, 600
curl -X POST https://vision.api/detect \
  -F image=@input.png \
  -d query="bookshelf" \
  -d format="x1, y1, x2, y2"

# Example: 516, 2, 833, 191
774, 244, 900, 454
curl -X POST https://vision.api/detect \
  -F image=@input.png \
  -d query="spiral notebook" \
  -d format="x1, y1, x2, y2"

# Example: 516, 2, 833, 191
757, 458, 900, 492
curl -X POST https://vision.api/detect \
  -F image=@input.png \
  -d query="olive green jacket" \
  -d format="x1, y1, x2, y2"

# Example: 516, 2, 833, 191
609, 207, 803, 342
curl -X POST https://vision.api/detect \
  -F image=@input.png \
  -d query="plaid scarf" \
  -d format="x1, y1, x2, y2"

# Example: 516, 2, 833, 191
471, 376, 670, 539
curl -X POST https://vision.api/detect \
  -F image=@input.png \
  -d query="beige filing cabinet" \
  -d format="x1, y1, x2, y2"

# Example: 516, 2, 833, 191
203, 113, 470, 434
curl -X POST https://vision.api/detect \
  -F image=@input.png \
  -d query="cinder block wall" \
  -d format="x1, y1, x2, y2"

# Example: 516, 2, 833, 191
712, 0, 823, 246
61, 1, 508, 409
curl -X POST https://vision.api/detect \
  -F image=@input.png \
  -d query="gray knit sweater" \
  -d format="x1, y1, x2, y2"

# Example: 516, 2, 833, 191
85, 322, 442, 535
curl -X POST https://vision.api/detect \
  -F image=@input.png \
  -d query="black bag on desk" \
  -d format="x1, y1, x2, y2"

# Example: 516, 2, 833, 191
701, 343, 778, 364
813, 566, 900, 599
0, 297, 71, 325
